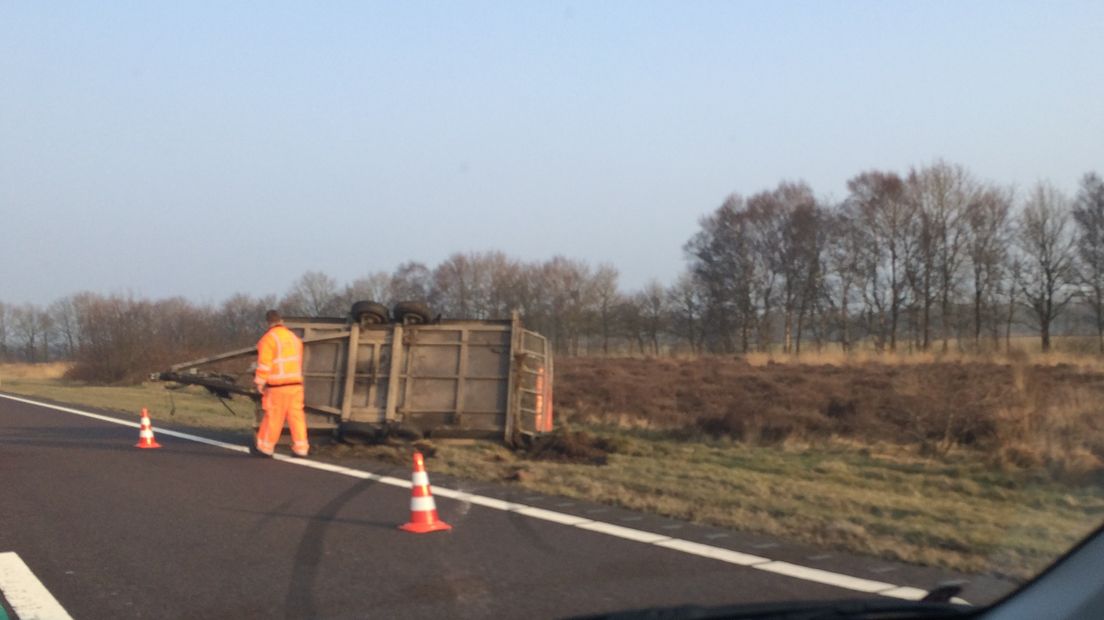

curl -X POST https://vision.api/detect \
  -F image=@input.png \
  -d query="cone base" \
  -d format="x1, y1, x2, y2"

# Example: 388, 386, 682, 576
399, 519, 452, 534
135, 441, 162, 449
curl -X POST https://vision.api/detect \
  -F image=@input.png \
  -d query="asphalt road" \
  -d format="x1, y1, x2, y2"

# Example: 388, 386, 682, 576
0, 395, 1013, 619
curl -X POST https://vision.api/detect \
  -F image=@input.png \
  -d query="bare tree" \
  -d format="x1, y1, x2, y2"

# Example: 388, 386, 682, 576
824, 204, 865, 351
616, 296, 647, 355
481, 252, 526, 320
667, 272, 705, 354
745, 191, 785, 351
965, 185, 1012, 350
539, 257, 596, 355
217, 293, 276, 346
37, 311, 54, 361
909, 161, 976, 351
429, 251, 527, 320
789, 198, 827, 353
68, 293, 223, 383
745, 182, 826, 353
49, 297, 80, 358
433, 253, 480, 318
343, 272, 392, 306
687, 185, 828, 354
12, 304, 41, 362
684, 195, 756, 353
153, 296, 219, 354
1016, 183, 1076, 353
1072, 172, 1104, 352
636, 279, 668, 355
493, 260, 544, 326
0, 301, 9, 361
590, 264, 620, 355
389, 262, 434, 304
70, 294, 154, 383
1003, 257, 1022, 351
282, 271, 343, 316
847, 171, 914, 352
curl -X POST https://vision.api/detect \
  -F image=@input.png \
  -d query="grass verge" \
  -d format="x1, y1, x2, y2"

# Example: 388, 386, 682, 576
0, 364, 253, 431
423, 427, 1104, 581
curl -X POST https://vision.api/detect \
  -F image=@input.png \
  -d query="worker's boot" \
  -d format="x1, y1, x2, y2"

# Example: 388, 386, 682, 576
247, 443, 273, 458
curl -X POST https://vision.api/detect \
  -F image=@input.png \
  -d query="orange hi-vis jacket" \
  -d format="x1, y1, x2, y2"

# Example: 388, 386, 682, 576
254, 324, 303, 389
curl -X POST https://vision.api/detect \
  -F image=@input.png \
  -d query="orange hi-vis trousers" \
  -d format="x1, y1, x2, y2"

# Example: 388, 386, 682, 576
256, 384, 309, 457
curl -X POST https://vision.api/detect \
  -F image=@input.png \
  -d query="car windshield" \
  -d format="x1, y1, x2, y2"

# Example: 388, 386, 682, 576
1, 2, 1102, 618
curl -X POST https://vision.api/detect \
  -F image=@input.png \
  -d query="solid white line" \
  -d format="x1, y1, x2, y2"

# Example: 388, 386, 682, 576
754, 561, 896, 593
446, 493, 516, 511
0, 552, 73, 620
655, 539, 770, 566
577, 521, 671, 544
0, 393, 246, 452
513, 506, 593, 526
878, 586, 929, 601
274, 454, 410, 487
0, 393, 940, 602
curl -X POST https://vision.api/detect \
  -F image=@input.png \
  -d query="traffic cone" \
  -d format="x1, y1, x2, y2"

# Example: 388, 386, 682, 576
135, 408, 162, 449
399, 452, 451, 533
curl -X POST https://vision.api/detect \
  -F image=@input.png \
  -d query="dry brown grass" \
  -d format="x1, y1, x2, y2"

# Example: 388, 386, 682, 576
741, 348, 1104, 371
0, 365, 253, 431
427, 427, 1104, 583
990, 385, 1104, 480
554, 354, 1104, 482
0, 362, 71, 381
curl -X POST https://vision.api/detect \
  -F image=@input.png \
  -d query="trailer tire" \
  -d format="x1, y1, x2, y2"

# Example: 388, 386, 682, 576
392, 301, 431, 325
351, 301, 389, 324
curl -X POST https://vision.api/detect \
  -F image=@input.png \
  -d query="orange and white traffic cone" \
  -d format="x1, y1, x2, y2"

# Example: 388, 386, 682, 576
135, 408, 162, 449
399, 451, 451, 533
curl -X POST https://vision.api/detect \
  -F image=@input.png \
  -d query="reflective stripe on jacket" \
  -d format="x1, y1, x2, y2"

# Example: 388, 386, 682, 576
255, 324, 303, 387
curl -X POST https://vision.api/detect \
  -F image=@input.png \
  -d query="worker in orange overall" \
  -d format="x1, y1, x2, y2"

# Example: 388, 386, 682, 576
252, 310, 309, 458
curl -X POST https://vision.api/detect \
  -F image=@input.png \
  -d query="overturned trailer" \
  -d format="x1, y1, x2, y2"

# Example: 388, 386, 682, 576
155, 303, 554, 445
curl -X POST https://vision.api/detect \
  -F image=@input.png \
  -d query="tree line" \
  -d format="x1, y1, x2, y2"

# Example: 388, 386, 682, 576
1, 161, 1102, 382
686, 163, 1103, 355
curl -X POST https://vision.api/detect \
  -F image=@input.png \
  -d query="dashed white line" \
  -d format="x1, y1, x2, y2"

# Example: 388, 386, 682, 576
0, 393, 948, 602
0, 552, 73, 620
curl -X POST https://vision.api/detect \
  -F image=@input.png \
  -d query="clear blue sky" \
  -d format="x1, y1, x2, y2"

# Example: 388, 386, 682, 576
2, 1, 1101, 306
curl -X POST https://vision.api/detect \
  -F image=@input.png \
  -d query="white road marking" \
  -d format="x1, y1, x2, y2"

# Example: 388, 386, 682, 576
0, 393, 959, 603
434, 489, 513, 511
655, 539, 768, 566
513, 506, 592, 526
0, 552, 74, 620
755, 561, 895, 593
879, 586, 929, 601
576, 521, 671, 543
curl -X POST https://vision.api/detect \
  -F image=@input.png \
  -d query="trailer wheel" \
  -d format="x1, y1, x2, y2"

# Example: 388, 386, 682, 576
351, 301, 389, 324
392, 301, 431, 325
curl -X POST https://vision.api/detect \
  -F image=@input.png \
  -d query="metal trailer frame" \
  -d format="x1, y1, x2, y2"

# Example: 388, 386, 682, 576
156, 310, 553, 445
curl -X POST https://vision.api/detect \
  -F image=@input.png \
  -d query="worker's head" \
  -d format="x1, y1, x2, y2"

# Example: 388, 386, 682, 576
265, 309, 283, 325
